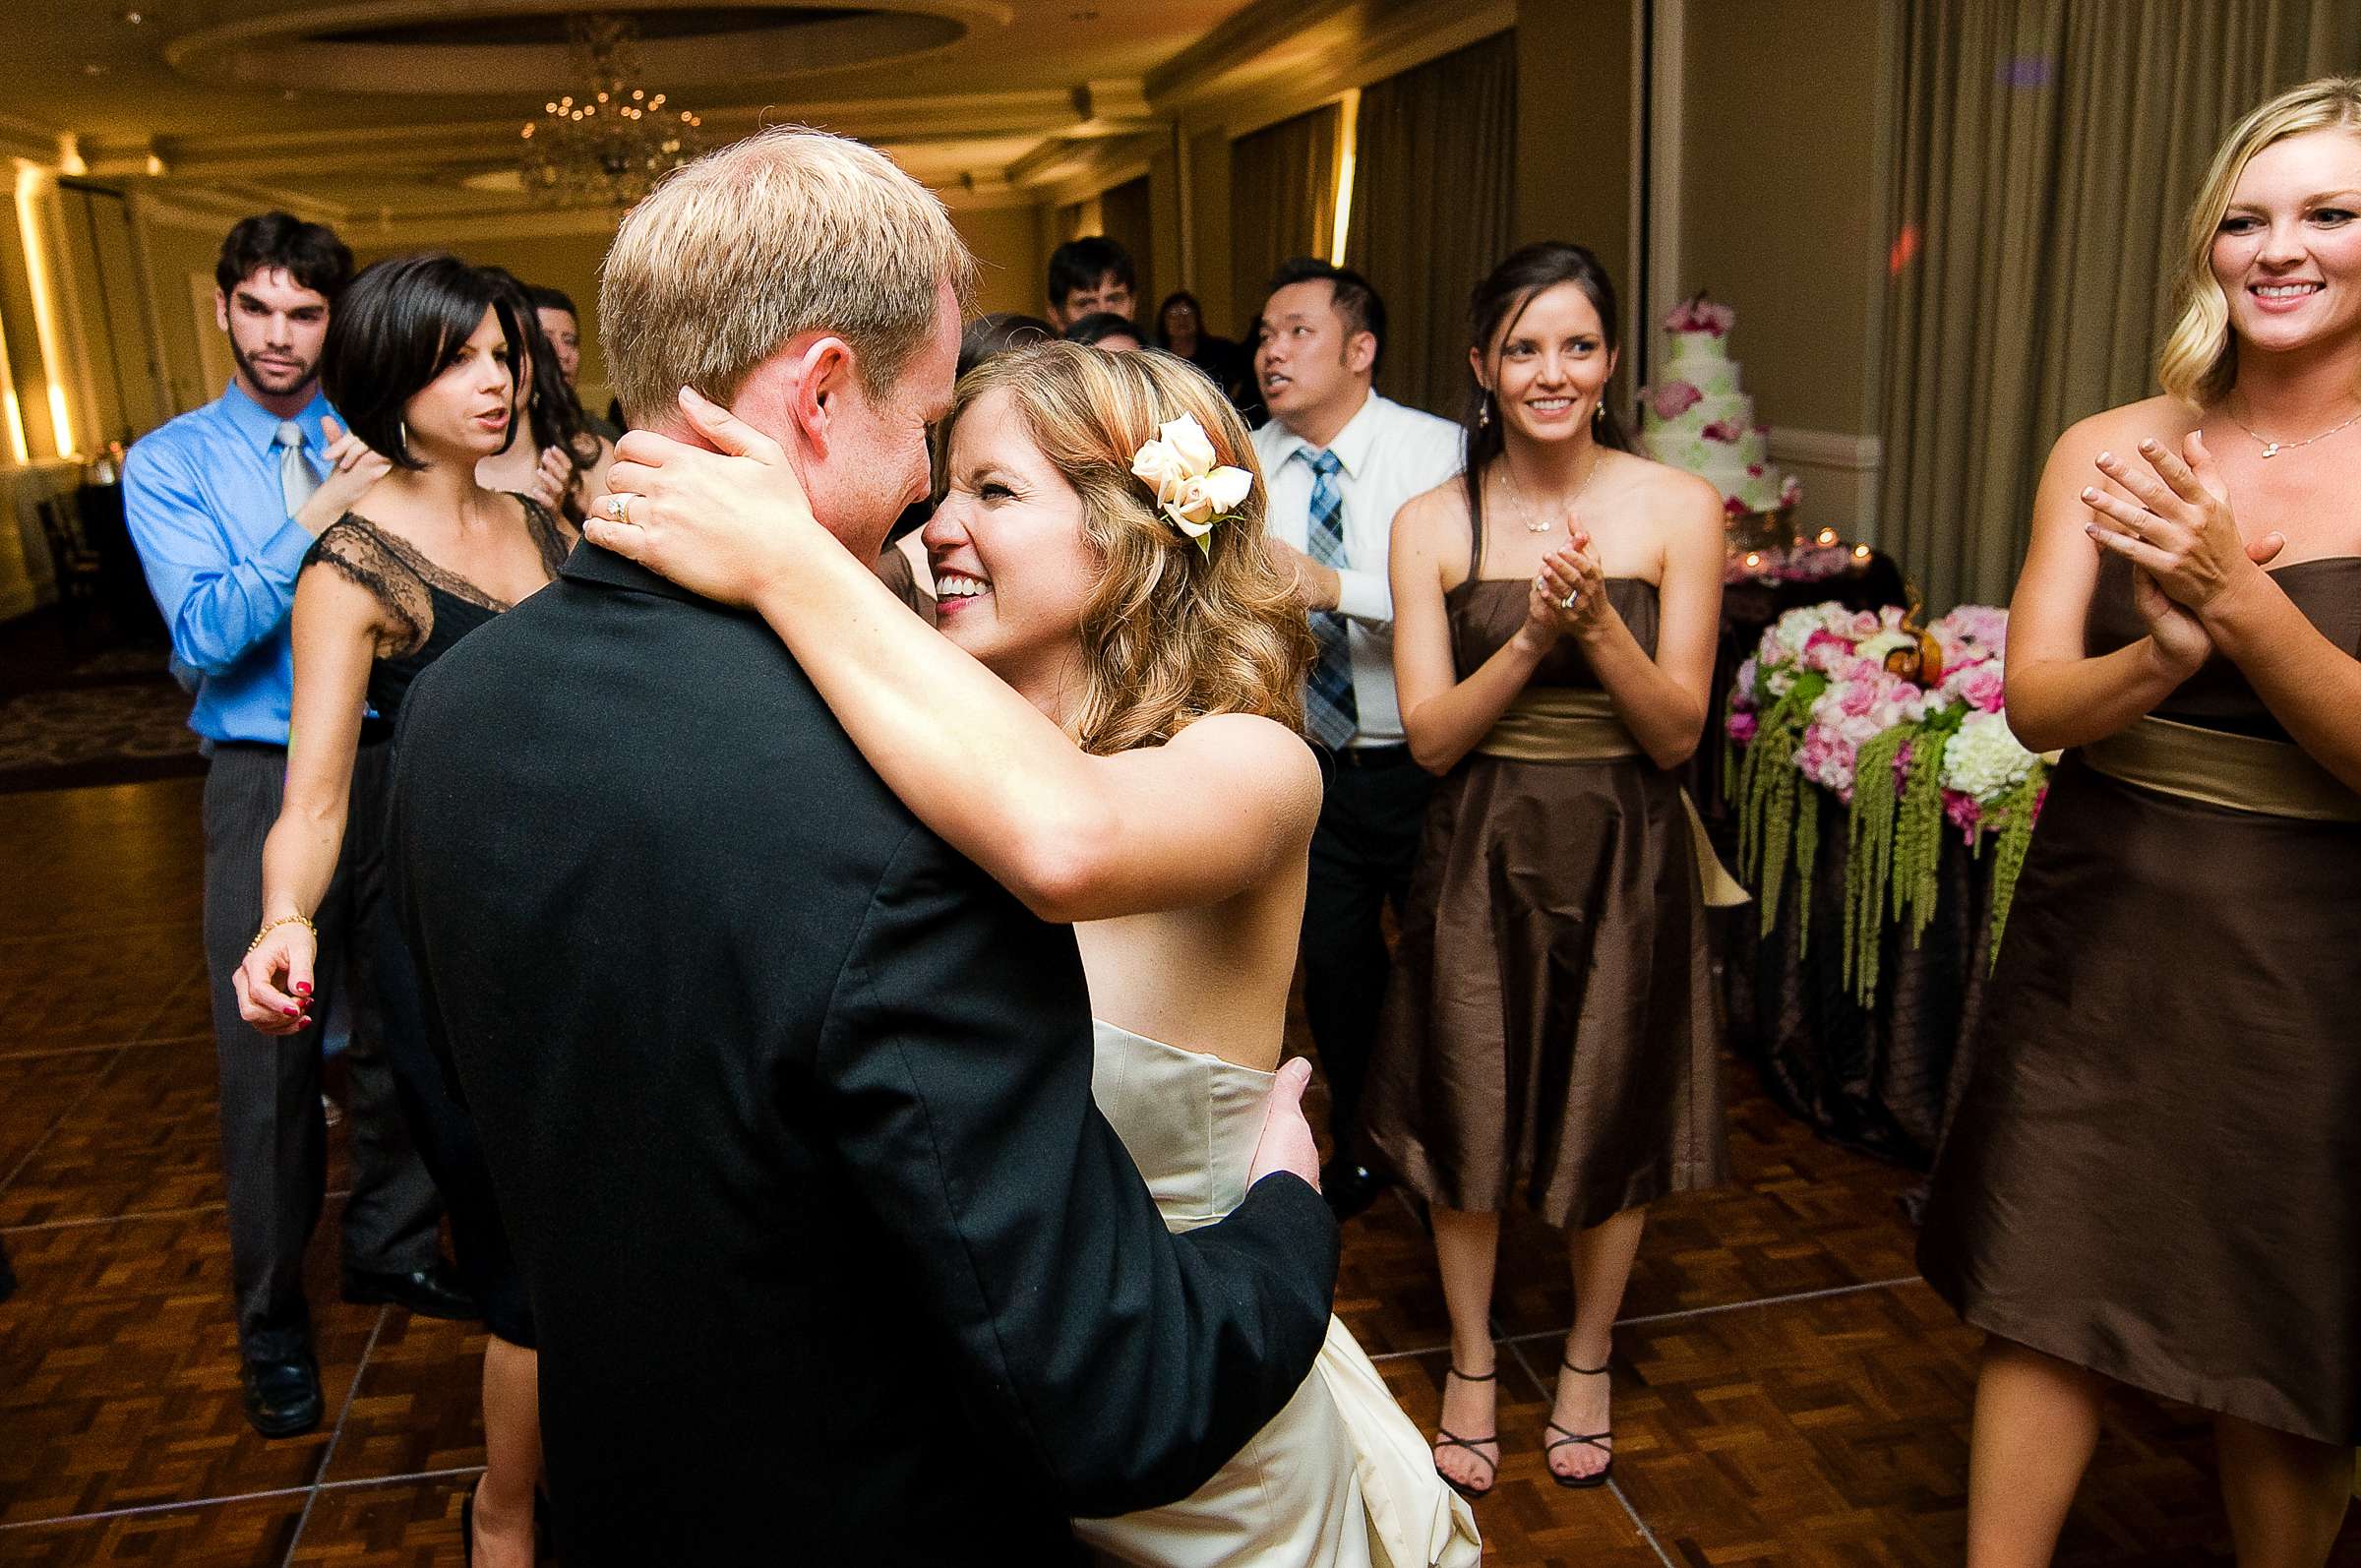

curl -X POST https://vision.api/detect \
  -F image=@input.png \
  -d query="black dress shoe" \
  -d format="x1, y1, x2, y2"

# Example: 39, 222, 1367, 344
1321, 1159, 1389, 1222
340, 1260, 481, 1321
241, 1350, 323, 1438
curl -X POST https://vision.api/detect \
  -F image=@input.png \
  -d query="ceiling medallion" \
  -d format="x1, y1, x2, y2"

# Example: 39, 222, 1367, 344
518, 15, 705, 209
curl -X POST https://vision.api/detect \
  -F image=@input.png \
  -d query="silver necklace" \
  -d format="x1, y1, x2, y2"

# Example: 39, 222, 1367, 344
1500, 450, 1603, 534
2227, 400, 2361, 459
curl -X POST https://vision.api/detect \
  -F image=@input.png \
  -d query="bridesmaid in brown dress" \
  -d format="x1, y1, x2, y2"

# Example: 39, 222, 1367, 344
1362, 243, 1729, 1497
1918, 79, 2361, 1568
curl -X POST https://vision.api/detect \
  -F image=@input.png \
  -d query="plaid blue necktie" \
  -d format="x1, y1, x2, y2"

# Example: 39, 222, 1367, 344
1300, 448, 1358, 751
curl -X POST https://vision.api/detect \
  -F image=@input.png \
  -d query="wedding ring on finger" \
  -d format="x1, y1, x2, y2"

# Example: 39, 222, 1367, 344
607, 492, 634, 526
1560, 589, 1579, 611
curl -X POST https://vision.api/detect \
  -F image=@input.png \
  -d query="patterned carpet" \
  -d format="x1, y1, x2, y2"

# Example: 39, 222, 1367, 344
1, 777, 2354, 1565
0, 626, 205, 794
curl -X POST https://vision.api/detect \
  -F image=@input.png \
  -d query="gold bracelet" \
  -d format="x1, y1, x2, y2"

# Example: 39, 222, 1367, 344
246, 913, 317, 954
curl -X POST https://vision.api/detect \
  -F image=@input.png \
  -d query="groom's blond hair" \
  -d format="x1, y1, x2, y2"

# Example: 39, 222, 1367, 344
600, 126, 975, 426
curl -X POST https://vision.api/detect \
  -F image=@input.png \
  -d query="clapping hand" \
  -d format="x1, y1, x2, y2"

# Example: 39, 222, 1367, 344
2082, 432, 2288, 675
1515, 533, 1605, 651
2082, 433, 2285, 613
586, 387, 819, 607
295, 416, 393, 534
521, 446, 575, 512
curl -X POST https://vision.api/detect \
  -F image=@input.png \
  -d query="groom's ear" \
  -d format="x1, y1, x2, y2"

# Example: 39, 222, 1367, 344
787, 335, 857, 460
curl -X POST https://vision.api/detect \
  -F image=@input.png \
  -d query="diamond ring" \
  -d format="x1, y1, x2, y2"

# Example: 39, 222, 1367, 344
608, 492, 634, 525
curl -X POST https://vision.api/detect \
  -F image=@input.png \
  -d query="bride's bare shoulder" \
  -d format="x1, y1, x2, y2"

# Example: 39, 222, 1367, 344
1165, 712, 1322, 835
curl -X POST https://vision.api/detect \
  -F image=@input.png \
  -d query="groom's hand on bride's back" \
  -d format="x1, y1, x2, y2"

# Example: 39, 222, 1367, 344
1247, 1056, 1323, 1192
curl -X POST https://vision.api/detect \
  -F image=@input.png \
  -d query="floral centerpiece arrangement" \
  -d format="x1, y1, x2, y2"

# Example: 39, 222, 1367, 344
1727, 601, 2047, 1003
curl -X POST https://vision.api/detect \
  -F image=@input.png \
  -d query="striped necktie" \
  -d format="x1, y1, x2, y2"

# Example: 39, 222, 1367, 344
1300, 448, 1357, 751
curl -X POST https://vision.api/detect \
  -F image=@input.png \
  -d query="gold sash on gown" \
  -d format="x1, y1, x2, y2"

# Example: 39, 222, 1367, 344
2081, 713, 2361, 823
1473, 689, 1752, 907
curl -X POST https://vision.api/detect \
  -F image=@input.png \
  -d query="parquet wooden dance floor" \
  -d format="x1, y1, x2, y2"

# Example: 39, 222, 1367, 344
2, 777, 2353, 1565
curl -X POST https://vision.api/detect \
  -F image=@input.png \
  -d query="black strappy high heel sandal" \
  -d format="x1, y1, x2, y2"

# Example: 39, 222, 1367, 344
1544, 1356, 1614, 1489
1431, 1364, 1500, 1501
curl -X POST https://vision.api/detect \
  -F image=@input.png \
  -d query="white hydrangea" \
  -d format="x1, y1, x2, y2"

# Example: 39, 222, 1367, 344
1940, 708, 2038, 804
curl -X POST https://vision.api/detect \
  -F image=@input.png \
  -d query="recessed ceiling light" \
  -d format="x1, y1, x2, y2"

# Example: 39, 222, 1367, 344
83, 62, 107, 75
123, 9, 143, 23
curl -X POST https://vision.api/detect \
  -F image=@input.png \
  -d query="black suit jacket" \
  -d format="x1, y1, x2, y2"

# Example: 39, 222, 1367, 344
388, 545, 1339, 1565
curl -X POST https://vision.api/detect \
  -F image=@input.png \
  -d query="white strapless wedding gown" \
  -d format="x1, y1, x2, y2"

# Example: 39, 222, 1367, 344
1074, 1019, 1482, 1568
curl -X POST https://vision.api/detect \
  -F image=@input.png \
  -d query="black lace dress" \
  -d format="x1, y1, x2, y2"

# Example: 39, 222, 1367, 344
303, 497, 571, 1346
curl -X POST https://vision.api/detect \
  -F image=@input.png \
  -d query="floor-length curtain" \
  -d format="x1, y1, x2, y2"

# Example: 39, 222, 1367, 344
1344, 31, 1517, 418
1228, 104, 1343, 338
1879, 0, 2361, 612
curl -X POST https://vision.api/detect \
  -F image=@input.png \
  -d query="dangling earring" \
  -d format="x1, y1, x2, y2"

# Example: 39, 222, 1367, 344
398, 417, 409, 452
1593, 400, 1604, 428
1478, 390, 1491, 429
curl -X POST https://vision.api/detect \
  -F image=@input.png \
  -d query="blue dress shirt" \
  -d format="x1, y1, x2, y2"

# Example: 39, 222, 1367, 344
124, 381, 337, 745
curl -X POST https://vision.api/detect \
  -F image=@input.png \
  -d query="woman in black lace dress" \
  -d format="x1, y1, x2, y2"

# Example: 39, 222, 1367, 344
234, 254, 570, 1568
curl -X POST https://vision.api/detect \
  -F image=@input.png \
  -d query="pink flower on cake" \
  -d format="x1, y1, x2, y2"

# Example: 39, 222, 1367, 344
1648, 381, 1704, 420
1747, 462, 1766, 478
1701, 418, 1745, 443
1778, 474, 1803, 509
1724, 495, 1747, 518
1665, 293, 1736, 336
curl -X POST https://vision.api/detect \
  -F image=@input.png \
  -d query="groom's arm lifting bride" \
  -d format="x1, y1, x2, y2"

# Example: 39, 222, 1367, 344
385, 126, 1339, 1566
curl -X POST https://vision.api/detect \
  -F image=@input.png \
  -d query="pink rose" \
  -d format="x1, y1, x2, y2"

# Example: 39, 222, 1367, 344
1746, 462, 1766, 478
1726, 710, 1759, 745
1950, 665, 2006, 713
1648, 381, 1704, 420
1839, 682, 1879, 718
1725, 496, 1747, 518
1944, 790, 1982, 840
1701, 418, 1745, 443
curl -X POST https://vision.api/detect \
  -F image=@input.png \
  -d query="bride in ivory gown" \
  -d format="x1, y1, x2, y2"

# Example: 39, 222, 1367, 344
587, 342, 1480, 1568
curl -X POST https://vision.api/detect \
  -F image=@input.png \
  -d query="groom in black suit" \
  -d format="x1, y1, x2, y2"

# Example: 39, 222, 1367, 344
388, 129, 1339, 1563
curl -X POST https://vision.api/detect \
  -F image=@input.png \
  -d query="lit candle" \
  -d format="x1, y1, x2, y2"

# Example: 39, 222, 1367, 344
1743, 552, 1763, 570
1817, 527, 1839, 547
1852, 543, 1872, 561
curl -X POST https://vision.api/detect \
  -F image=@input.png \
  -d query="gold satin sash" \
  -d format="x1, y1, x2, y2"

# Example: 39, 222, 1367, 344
1474, 690, 1752, 907
2081, 713, 2361, 823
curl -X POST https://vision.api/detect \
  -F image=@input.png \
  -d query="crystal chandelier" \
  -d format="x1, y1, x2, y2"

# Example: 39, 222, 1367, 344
518, 15, 704, 208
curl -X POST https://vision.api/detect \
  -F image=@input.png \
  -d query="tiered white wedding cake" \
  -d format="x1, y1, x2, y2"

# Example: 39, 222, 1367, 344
1638, 294, 1801, 520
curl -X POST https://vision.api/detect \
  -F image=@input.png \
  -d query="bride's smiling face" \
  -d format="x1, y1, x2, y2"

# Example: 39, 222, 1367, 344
924, 386, 1100, 690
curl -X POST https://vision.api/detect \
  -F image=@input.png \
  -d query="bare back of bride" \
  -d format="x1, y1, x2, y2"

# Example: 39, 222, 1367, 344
585, 341, 1479, 1566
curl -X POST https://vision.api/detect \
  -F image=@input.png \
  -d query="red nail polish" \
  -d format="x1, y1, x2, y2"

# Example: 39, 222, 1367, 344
295, 983, 312, 995
282, 1006, 300, 1017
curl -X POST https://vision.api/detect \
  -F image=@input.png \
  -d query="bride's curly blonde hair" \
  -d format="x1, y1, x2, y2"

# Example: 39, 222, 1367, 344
940, 341, 1312, 755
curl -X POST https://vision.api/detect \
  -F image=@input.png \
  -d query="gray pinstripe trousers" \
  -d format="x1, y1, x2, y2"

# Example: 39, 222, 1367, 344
201, 739, 439, 1358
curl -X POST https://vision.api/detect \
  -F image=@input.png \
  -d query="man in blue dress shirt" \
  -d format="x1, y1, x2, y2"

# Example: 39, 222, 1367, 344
124, 212, 469, 1437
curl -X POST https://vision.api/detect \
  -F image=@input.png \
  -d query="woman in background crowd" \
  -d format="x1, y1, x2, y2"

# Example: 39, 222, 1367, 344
476, 268, 612, 525
1919, 76, 2361, 1568
235, 254, 573, 1568
1155, 288, 1251, 411
1363, 241, 1730, 1499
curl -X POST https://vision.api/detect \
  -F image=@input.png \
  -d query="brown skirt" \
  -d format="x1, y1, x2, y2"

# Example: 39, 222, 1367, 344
1918, 756, 2361, 1445
1361, 753, 1727, 1230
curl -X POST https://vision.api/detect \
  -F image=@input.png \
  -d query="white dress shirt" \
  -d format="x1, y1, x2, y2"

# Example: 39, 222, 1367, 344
1253, 391, 1463, 747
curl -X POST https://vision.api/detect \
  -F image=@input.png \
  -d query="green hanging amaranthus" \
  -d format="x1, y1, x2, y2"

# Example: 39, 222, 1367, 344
1734, 670, 1826, 944
1842, 725, 1913, 1004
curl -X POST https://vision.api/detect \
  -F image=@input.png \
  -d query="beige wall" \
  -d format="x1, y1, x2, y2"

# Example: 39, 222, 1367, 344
1678, 0, 1890, 528
954, 204, 1047, 320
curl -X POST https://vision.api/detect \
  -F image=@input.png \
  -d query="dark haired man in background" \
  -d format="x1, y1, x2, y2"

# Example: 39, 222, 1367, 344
1250, 258, 1463, 1220
124, 211, 466, 1439
1045, 234, 1137, 331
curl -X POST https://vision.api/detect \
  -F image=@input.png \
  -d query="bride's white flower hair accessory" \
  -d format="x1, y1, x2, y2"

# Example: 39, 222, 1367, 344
1129, 413, 1253, 556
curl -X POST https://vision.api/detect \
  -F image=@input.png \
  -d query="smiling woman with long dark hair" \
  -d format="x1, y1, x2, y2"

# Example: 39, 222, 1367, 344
1918, 78, 2361, 1566
232, 251, 573, 1567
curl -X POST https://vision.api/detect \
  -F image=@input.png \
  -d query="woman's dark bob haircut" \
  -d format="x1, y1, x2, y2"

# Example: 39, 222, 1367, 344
322, 253, 520, 471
